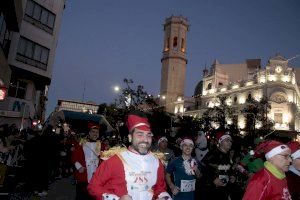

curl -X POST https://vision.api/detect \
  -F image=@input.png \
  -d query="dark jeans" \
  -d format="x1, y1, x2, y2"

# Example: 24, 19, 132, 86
76, 182, 93, 200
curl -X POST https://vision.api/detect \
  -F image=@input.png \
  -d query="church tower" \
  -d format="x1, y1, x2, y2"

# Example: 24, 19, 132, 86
160, 16, 189, 113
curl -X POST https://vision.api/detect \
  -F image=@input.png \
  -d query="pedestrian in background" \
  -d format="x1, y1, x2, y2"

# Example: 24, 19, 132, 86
201, 131, 236, 200
166, 137, 201, 200
71, 123, 102, 200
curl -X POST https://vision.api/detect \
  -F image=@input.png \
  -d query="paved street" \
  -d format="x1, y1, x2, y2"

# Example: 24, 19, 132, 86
41, 176, 76, 200
1, 175, 76, 200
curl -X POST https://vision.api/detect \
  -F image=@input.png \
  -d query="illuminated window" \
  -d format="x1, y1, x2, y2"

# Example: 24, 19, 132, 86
181, 38, 185, 52
164, 37, 170, 51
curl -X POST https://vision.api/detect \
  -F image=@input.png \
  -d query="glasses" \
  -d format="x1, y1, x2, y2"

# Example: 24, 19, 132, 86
277, 154, 292, 160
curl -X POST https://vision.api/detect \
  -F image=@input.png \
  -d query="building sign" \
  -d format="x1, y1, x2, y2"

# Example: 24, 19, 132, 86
58, 100, 99, 113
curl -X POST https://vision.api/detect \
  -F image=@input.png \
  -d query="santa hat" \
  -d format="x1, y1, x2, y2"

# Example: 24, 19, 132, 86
180, 137, 194, 148
88, 122, 99, 130
216, 131, 231, 144
287, 141, 300, 160
256, 140, 289, 159
127, 114, 151, 132
158, 136, 168, 145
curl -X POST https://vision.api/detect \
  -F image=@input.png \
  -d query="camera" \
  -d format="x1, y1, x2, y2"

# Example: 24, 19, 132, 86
221, 179, 228, 184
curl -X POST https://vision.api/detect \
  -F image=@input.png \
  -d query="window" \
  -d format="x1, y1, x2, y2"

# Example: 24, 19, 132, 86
8, 80, 27, 99
207, 83, 212, 90
234, 96, 238, 103
164, 37, 170, 51
0, 12, 11, 55
24, 0, 56, 34
0, 12, 7, 47
173, 37, 178, 47
17, 36, 49, 70
181, 38, 185, 52
247, 93, 252, 101
274, 113, 283, 124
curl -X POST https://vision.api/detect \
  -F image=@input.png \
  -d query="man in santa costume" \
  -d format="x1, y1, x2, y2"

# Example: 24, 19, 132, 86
88, 111, 172, 200
243, 140, 292, 200
71, 123, 102, 200
286, 141, 300, 199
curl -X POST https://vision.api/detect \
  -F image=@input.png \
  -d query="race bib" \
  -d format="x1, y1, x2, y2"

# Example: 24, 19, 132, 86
180, 179, 196, 192
87, 159, 98, 167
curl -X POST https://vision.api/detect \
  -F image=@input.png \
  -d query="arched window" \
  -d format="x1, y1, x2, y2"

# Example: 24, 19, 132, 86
181, 38, 185, 52
207, 83, 212, 90
247, 93, 252, 101
234, 96, 238, 103
164, 37, 170, 51
173, 37, 178, 47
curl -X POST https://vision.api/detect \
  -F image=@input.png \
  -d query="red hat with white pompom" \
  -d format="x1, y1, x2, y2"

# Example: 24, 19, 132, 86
255, 140, 290, 159
180, 137, 194, 148
216, 131, 232, 144
127, 114, 151, 132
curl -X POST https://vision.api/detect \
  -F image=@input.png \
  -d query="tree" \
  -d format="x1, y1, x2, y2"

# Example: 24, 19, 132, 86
116, 78, 158, 112
201, 95, 237, 135
175, 115, 202, 138
100, 78, 171, 138
242, 97, 274, 143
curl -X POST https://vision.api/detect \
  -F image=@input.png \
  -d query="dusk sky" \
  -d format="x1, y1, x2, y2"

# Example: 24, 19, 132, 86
46, 0, 300, 116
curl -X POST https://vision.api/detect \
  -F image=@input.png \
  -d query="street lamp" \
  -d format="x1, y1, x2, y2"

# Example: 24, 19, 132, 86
114, 86, 120, 93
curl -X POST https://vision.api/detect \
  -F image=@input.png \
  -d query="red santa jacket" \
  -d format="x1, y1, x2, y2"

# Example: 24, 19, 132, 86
243, 161, 291, 200
71, 142, 89, 182
87, 149, 170, 200
71, 140, 105, 183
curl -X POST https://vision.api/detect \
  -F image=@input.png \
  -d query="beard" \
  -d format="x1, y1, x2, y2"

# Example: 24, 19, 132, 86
131, 142, 151, 155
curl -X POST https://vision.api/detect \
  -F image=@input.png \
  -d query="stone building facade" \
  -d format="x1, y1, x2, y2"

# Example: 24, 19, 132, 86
184, 54, 300, 134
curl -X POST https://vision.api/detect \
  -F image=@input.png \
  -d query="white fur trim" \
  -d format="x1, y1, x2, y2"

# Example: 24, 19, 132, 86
180, 139, 194, 148
158, 137, 168, 145
218, 135, 231, 143
265, 145, 289, 159
130, 122, 150, 131
158, 192, 172, 199
102, 193, 120, 200
292, 149, 300, 159
74, 162, 82, 170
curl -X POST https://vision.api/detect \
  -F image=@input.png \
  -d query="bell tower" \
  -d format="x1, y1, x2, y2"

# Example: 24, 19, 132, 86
160, 16, 189, 113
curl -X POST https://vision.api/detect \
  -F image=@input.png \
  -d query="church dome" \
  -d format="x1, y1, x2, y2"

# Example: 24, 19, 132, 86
194, 80, 203, 97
